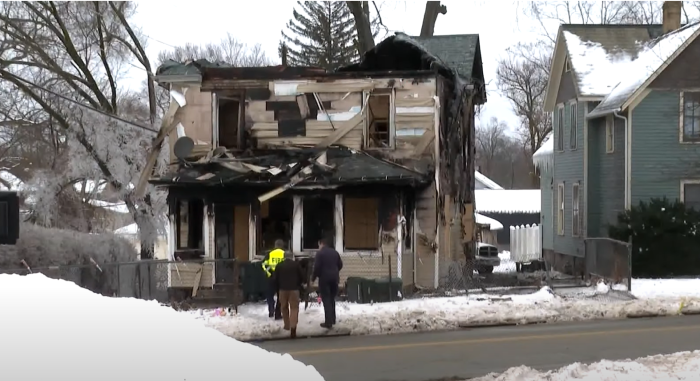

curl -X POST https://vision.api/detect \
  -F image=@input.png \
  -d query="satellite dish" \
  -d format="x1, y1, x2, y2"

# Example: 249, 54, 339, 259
173, 136, 195, 160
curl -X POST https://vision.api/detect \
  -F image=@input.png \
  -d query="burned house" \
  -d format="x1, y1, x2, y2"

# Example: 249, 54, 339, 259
151, 33, 485, 291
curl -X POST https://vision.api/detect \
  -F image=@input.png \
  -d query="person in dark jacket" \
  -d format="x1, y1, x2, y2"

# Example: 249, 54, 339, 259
272, 250, 305, 338
312, 237, 343, 329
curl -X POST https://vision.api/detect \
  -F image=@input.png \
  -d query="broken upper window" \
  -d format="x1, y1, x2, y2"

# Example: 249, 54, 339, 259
366, 90, 392, 148
260, 197, 293, 250
218, 97, 241, 149
344, 197, 379, 250
302, 195, 335, 250
176, 199, 204, 251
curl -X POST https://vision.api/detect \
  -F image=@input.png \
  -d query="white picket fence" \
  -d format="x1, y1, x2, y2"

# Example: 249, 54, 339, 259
510, 224, 542, 263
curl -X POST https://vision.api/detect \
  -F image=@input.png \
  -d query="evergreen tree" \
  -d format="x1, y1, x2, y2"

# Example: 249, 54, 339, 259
281, 1, 378, 71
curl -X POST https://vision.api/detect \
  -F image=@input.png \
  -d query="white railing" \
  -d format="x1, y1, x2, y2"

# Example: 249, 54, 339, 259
510, 224, 542, 263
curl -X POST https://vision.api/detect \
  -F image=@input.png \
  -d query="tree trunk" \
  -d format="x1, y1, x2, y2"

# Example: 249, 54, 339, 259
420, 1, 447, 37
347, 1, 375, 56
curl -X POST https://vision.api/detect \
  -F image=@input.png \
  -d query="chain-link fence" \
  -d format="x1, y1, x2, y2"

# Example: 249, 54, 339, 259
584, 237, 632, 291
0, 258, 242, 306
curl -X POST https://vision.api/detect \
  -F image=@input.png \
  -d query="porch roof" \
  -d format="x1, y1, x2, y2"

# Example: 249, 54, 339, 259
150, 147, 430, 187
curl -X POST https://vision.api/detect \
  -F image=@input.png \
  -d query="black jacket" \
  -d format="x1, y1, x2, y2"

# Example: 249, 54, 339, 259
273, 259, 305, 291
312, 246, 343, 283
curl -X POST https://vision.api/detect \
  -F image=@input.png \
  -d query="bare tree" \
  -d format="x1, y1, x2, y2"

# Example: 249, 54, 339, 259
158, 33, 273, 67
347, 1, 448, 56
0, 1, 167, 255
476, 117, 508, 177
496, 42, 552, 174
524, 1, 666, 43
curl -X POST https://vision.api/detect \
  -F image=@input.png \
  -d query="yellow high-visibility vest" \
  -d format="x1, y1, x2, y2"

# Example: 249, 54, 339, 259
262, 249, 285, 277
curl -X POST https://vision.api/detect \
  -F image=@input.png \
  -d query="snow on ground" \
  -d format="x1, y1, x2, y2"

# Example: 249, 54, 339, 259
470, 350, 700, 381
3, 273, 323, 381
630, 278, 700, 299
195, 278, 700, 341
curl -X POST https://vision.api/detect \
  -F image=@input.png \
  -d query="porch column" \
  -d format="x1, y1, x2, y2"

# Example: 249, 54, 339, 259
396, 213, 403, 279
203, 204, 211, 258
334, 194, 344, 254
248, 205, 257, 260
292, 196, 303, 253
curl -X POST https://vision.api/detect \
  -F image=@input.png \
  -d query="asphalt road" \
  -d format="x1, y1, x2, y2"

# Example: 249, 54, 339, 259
255, 315, 700, 381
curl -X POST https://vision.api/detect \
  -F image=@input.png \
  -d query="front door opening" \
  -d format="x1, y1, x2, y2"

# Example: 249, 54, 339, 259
260, 197, 293, 250
303, 196, 335, 250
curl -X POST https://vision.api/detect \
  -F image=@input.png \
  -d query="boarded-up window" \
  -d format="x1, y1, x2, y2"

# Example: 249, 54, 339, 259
344, 197, 379, 250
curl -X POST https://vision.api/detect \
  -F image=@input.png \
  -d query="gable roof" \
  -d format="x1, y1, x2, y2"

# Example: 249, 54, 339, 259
475, 171, 503, 190
589, 22, 700, 117
545, 24, 664, 111
409, 34, 485, 85
545, 22, 700, 115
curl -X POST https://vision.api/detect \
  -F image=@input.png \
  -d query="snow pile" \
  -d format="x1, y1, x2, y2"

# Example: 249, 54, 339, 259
631, 278, 700, 299
195, 280, 700, 341
470, 350, 700, 381
476, 213, 504, 230
2, 273, 324, 381
563, 31, 635, 96
475, 189, 541, 214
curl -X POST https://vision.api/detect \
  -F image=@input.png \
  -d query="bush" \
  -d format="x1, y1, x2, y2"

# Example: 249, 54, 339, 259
0, 223, 138, 295
608, 197, 700, 277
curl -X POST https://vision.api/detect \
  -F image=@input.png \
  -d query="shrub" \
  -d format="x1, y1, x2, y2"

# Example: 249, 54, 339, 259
0, 223, 138, 295
608, 197, 700, 277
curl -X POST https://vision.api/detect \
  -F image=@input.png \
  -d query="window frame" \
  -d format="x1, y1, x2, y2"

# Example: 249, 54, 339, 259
680, 91, 700, 143
680, 179, 700, 210
363, 89, 396, 149
556, 104, 565, 152
605, 115, 615, 153
569, 101, 578, 150
572, 182, 580, 237
564, 56, 571, 72
557, 183, 565, 236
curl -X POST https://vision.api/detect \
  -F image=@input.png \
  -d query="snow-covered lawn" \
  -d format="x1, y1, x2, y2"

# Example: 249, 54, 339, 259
470, 350, 700, 380
195, 277, 700, 341
3, 273, 323, 381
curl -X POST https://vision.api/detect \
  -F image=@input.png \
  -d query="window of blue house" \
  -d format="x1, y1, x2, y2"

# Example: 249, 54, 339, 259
569, 102, 577, 149
682, 92, 700, 142
556, 105, 564, 151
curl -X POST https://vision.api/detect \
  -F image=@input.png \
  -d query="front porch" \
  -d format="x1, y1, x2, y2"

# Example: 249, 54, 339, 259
153, 147, 434, 296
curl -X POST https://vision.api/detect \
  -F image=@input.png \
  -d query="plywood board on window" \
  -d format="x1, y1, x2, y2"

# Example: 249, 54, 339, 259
169, 263, 214, 288
234, 205, 249, 262
344, 197, 379, 250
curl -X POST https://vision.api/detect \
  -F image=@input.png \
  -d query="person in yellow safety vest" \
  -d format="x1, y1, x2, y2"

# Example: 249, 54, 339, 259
262, 239, 286, 319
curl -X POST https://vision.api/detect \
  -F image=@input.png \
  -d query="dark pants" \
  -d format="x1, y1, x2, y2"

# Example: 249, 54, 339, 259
267, 278, 281, 318
318, 279, 338, 325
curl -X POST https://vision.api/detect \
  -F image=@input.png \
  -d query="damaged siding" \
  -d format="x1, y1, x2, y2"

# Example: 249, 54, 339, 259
214, 77, 436, 152
415, 183, 438, 288
167, 85, 213, 162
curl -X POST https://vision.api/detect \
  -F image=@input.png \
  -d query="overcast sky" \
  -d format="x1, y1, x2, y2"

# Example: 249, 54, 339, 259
128, 1, 552, 133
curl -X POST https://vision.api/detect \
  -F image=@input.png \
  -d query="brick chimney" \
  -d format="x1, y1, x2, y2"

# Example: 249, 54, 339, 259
662, 1, 682, 34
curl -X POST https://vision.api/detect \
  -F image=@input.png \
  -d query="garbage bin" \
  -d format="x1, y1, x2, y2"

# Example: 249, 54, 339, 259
370, 278, 403, 303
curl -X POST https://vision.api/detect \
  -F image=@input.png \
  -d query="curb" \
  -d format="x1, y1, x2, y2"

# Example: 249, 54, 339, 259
681, 308, 700, 316
625, 312, 661, 318
458, 318, 548, 329
241, 329, 352, 343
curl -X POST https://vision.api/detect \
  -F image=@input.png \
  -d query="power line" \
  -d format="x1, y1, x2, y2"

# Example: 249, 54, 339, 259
6, 74, 158, 134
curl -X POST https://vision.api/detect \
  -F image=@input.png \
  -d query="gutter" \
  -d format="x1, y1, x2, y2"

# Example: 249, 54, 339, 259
612, 109, 630, 209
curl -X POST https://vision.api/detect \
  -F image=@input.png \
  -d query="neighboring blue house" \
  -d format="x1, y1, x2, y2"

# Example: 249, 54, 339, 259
534, 5, 700, 273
